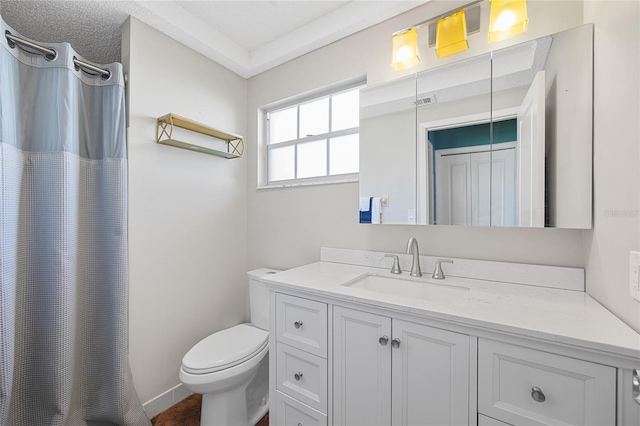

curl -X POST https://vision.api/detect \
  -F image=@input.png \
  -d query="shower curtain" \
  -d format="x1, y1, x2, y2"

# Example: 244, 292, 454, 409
0, 18, 149, 425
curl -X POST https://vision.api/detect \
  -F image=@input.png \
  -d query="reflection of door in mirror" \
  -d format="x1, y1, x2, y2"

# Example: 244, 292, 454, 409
515, 71, 545, 227
429, 122, 516, 226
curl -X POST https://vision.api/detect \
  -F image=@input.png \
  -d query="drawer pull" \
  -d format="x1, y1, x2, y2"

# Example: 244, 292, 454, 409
294, 371, 303, 381
297, 423, 302, 426
391, 338, 401, 349
379, 336, 389, 346
531, 386, 546, 403
293, 320, 303, 329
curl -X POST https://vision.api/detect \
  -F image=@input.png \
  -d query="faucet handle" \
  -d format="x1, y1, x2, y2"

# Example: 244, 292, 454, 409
432, 259, 453, 280
384, 254, 402, 275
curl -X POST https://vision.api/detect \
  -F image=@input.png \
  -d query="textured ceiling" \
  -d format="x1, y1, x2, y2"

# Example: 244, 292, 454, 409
0, 0, 137, 64
0, 0, 428, 77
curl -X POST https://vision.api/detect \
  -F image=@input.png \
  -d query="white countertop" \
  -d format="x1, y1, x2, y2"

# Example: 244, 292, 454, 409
263, 261, 640, 360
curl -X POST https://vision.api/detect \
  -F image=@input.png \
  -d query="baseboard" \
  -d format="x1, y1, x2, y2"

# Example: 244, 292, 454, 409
143, 383, 193, 419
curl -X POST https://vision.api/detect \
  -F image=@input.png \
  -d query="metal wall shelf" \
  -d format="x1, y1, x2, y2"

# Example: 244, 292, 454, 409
156, 113, 244, 159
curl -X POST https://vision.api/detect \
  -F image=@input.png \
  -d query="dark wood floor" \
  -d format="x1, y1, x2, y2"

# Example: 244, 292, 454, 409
150, 394, 268, 426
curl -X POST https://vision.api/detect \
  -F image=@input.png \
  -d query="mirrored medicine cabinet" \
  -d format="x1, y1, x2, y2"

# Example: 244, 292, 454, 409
360, 23, 593, 229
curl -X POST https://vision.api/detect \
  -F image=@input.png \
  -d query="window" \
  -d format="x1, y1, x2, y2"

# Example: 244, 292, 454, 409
266, 85, 361, 185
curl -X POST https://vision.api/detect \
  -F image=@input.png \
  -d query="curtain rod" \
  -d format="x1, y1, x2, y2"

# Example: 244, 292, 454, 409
5, 31, 113, 80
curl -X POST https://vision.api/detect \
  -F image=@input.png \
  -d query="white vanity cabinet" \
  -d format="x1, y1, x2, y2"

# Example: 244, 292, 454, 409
333, 306, 470, 426
270, 295, 471, 426
265, 257, 640, 426
269, 289, 638, 426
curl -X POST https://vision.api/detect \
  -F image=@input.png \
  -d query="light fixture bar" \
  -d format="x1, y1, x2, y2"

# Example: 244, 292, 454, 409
394, 0, 484, 38
390, 0, 529, 70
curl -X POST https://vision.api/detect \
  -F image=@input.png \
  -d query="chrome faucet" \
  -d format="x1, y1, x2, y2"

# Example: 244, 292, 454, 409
406, 237, 422, 277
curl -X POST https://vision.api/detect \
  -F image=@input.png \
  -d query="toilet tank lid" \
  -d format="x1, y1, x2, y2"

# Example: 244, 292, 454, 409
247, 268, 282, 279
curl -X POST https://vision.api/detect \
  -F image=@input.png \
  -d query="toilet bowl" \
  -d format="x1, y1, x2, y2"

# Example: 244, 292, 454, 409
179, 268, 280, 426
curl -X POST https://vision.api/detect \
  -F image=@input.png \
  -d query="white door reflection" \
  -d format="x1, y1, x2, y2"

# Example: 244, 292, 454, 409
516, 71, 546, 227
429, 122, 517, 226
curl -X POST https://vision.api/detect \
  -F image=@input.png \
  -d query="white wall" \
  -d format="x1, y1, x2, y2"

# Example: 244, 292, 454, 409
123, 18, 248, 406
247, 1, 586, 274
583, 1, 640, 332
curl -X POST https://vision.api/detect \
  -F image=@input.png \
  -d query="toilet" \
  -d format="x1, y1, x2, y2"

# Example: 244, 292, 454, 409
179, 268, 280, 426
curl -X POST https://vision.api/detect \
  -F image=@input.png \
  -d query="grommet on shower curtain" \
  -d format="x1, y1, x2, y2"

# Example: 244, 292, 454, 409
4, 27, 113, 80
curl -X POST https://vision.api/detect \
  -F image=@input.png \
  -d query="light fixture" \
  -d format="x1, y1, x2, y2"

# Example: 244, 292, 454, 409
391, 28, 420, 71
391, 0, 523, 69
435, 10, 469, 58
488, 0, 528, 43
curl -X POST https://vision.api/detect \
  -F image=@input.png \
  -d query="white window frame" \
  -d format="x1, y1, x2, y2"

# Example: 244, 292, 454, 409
261, 80, 364, 188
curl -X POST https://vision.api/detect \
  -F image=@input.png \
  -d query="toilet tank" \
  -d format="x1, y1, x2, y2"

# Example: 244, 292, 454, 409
247, 268, 281, 331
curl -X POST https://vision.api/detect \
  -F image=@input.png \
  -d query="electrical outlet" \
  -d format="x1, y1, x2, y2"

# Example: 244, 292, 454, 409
630, 251, 640, 302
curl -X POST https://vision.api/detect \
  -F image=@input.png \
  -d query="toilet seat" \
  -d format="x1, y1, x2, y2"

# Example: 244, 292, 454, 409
182, 324, 268, 375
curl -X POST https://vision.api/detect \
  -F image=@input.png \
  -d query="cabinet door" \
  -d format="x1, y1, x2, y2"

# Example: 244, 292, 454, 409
333, 306, 391, 426
392, 320, 470, 426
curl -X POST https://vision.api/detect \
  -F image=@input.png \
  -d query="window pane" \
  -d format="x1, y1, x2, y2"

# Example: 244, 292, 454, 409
300, 98, 329, 137
330, 134, 359, 175
332, 89, 359, 131
268, 145, 295, 181
269, 106, 297, 144
297, 140, 327, 179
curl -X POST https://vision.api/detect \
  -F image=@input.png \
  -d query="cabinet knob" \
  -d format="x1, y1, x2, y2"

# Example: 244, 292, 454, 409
294, 371, 303, 381
391, 338, 401, 349
379, 336, 389, 346
531, 386, 546, 403
293, 320, 303, 329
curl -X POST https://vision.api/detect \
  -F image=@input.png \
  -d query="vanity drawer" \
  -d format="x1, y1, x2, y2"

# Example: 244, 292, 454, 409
276, 342, 327, 413
275, 390, 327, 426
276, 293, 327, 357
478, 339, 616, 426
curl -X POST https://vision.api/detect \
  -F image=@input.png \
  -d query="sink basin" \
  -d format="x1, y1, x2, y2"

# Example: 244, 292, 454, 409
343, 274, 468, 304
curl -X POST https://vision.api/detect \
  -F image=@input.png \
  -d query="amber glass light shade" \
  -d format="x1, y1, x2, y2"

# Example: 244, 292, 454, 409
488, 0, 528, 43
435, 10, 469, 58
391, 28, 420, 71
